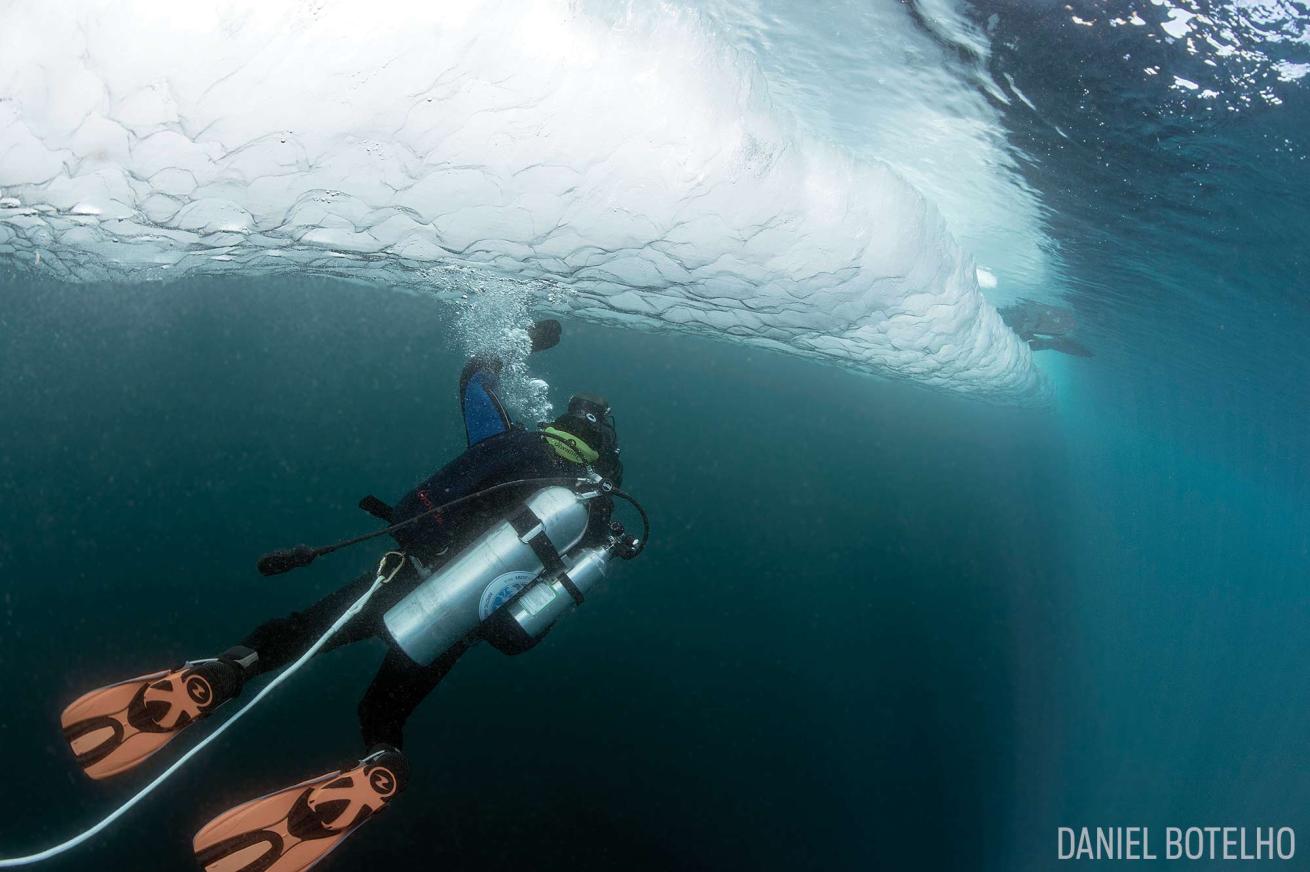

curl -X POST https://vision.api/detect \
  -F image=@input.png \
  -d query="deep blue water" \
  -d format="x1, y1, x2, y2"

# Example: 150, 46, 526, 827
2, 2, 1309, 871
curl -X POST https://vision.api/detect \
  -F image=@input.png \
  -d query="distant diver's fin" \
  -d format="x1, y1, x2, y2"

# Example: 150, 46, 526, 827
61, 655, 248, 780
1029, 336, 1094, 357
194, 746, 406, 872
358, 495, 395, 523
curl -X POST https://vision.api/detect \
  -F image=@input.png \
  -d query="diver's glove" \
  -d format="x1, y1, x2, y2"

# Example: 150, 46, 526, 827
528, 319, 561, 353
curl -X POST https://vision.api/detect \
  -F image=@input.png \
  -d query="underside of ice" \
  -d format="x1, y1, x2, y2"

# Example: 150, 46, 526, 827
0, 0, 1044, 400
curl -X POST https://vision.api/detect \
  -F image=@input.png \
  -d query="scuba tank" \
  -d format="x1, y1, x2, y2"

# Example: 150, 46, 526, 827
480, 541, 620, 655
257, 474, 647, 665
382, 485, 630, 665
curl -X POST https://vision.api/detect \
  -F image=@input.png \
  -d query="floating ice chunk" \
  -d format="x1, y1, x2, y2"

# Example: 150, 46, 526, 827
0, 0, 1044, 401
1002, 74, 1039, 111
1161, 8, 1196, 39
1276, 61, 1310, 83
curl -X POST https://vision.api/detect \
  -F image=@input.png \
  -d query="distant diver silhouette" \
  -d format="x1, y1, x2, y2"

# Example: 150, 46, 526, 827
999, 299, 1094, 357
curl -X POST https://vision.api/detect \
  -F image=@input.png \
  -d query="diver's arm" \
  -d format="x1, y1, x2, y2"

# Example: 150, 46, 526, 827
459, 356, 511, 447
457, 319, 561, 447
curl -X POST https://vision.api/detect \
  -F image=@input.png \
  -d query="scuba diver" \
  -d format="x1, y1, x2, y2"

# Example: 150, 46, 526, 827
55, 319, 644, 872
998, 298, 1094, 357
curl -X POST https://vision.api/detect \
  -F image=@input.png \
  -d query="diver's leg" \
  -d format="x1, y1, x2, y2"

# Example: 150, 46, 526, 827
239, 569, 379, 675
61, 646, 258, 780
61, 572, 380, 780
356, 643, 472, 749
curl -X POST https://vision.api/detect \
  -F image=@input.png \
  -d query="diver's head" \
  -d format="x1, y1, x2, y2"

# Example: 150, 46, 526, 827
542, 393, 622, 483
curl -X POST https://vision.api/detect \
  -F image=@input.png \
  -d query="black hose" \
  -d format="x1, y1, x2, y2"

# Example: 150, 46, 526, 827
257, 475, 587, 576
610, 487, 650, 559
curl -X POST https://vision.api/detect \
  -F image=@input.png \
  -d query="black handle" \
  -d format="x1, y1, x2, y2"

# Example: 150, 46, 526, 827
257, 545, 319, 576
255, 475, 591, 578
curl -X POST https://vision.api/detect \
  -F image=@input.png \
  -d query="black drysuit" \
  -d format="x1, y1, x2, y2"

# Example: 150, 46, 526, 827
239, 358, 600, 749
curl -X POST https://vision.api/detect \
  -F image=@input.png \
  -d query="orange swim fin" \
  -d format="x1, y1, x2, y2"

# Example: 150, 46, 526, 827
61, 650, 252, 780
194, 746, 406, 872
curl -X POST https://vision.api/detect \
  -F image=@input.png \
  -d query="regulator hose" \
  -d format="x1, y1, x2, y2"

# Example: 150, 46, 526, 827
257, 475, 590, 576
610, 487, 650, 559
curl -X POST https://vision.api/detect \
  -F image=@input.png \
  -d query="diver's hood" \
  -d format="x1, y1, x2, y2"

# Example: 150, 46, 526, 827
545, 393, 622, 483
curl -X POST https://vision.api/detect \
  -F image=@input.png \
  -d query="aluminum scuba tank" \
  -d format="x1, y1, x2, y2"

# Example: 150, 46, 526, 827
383, 486, 591, 665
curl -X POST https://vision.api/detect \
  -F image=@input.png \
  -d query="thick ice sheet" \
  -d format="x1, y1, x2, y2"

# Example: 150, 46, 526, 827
0, 0, 1043, 400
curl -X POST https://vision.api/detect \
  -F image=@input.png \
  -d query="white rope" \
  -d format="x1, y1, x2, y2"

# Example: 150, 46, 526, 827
0, 552, 405, 867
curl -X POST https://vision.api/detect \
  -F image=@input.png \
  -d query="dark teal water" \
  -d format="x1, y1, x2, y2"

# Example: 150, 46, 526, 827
4, 32, 1310, 853
2, 265, 1305, 870
3, 4, 1310, 870
0, 273, 1080, 869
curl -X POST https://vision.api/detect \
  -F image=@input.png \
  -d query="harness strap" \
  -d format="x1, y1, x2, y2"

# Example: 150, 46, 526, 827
508, 506, 565, 574
556, 571, 586, 606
